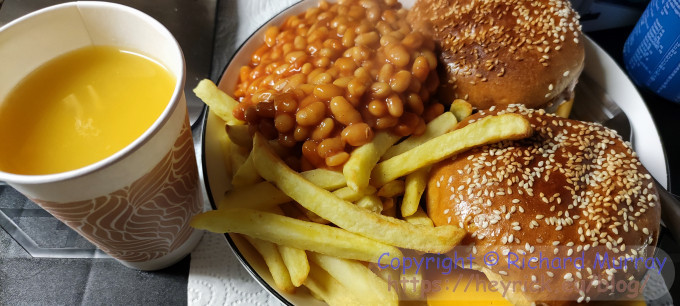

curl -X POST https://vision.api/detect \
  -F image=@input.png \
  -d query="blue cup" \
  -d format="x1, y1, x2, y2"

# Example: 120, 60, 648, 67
623, 0, 680, 103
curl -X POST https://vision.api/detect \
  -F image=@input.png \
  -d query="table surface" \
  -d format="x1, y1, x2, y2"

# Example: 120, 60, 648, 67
1, 1, 680, 305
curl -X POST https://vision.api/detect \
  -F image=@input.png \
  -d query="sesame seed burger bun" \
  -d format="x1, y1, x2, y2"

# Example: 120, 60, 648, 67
426, 105, 660, 304
407, 0, 585, 112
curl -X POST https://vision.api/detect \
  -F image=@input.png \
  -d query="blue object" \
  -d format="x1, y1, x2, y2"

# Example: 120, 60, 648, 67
623, 0, 680, 103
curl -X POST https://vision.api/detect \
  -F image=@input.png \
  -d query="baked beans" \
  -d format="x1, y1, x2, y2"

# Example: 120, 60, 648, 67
233, 0, 441, 168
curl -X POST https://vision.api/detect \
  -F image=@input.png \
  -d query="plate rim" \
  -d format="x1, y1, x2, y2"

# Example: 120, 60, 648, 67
199, 0, 305, 305
199, 1, 672, 304
579, 37, 671, 188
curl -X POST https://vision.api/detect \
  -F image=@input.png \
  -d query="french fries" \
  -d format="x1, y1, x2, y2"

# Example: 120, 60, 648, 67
371, 113, 532, 187
355, 195, 383, 213
300, 168, 346, 190
217, 130, 233, 178
556, 99, 574, 118
217, 181, 289, 210
191, 207, 402, 264
377, 180, 405, 198
369, 262, 402, 297
197, 74, 536, 305
251, 134, 465, 253
343, 131, 401, 192
401, 250, 425, 300
229, 142, 249, 179
382, 112, 457, 160
382, 198, 397, 218
449, 99, 473, 122
225, 124, 252, 148
219, 169, 346, 210
309, 252, 398, 306
193, 79, 244, 125
244, 236, 295, 293
332, 186, 376, 202
278, 245, 310, 287
298, 204, 331, 225
404, 206, 434, 227
402, 167, 429, 217
268, 206, 310, 287
304, 262, 363, 306
231, 151, 262, 188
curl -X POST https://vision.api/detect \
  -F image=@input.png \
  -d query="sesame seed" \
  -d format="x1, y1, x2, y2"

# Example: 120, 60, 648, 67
431, 104, 652, 268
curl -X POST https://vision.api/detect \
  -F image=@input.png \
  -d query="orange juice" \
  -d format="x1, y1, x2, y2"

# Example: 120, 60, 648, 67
0, 45, 175, 175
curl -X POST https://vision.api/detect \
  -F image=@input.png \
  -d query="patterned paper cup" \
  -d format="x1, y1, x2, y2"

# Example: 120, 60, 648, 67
0, 2, 203, 270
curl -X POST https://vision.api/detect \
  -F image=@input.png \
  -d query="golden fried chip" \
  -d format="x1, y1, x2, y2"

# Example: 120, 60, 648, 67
244, 236, 295, 293
225, 124, 252, 149
219, 169, 346, 210
404, 206, 434, 227
309, 252, 398, 306
332, 186, 376, 203
449, 99, 473, 122
371, 114, 532, 187
401, 167, 429, 217
343, 131, 401, 192
382, 112, 457, 160
377, 180, 405, 198
231, 150, 262, 188
278, 245, 310, 287
252, 134, 465, 254
355, 195, 383, 214
304, 262, 363, 306
191, 208, 402, 264
193, 79, 244, 125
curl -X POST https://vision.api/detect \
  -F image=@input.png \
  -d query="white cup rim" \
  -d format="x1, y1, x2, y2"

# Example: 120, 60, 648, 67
0, 1, 186, 185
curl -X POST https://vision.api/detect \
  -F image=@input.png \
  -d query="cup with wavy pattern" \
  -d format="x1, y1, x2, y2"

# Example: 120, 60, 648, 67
0, 2, 204, 270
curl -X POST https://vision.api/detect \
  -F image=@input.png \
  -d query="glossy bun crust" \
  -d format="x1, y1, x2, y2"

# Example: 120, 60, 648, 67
407, 0, 585, 110
427, 105, 660, 304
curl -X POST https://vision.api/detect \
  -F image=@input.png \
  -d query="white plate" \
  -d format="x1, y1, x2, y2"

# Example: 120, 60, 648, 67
200, 1, 669, 304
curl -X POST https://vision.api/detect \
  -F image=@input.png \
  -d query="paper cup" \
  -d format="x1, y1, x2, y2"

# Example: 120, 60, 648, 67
0, 2, 203, 270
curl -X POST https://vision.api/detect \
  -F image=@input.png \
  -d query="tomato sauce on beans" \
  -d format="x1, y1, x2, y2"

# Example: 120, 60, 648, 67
233, 0, 442, 169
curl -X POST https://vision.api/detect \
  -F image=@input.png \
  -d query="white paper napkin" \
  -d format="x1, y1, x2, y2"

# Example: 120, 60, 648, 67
188, 232, 280, 306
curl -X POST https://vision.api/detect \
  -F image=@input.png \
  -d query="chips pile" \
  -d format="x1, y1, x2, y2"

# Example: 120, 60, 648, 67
192, 79, 533, 305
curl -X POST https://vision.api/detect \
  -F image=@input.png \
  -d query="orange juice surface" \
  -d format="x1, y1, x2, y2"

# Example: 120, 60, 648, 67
0, 45, 175, 175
